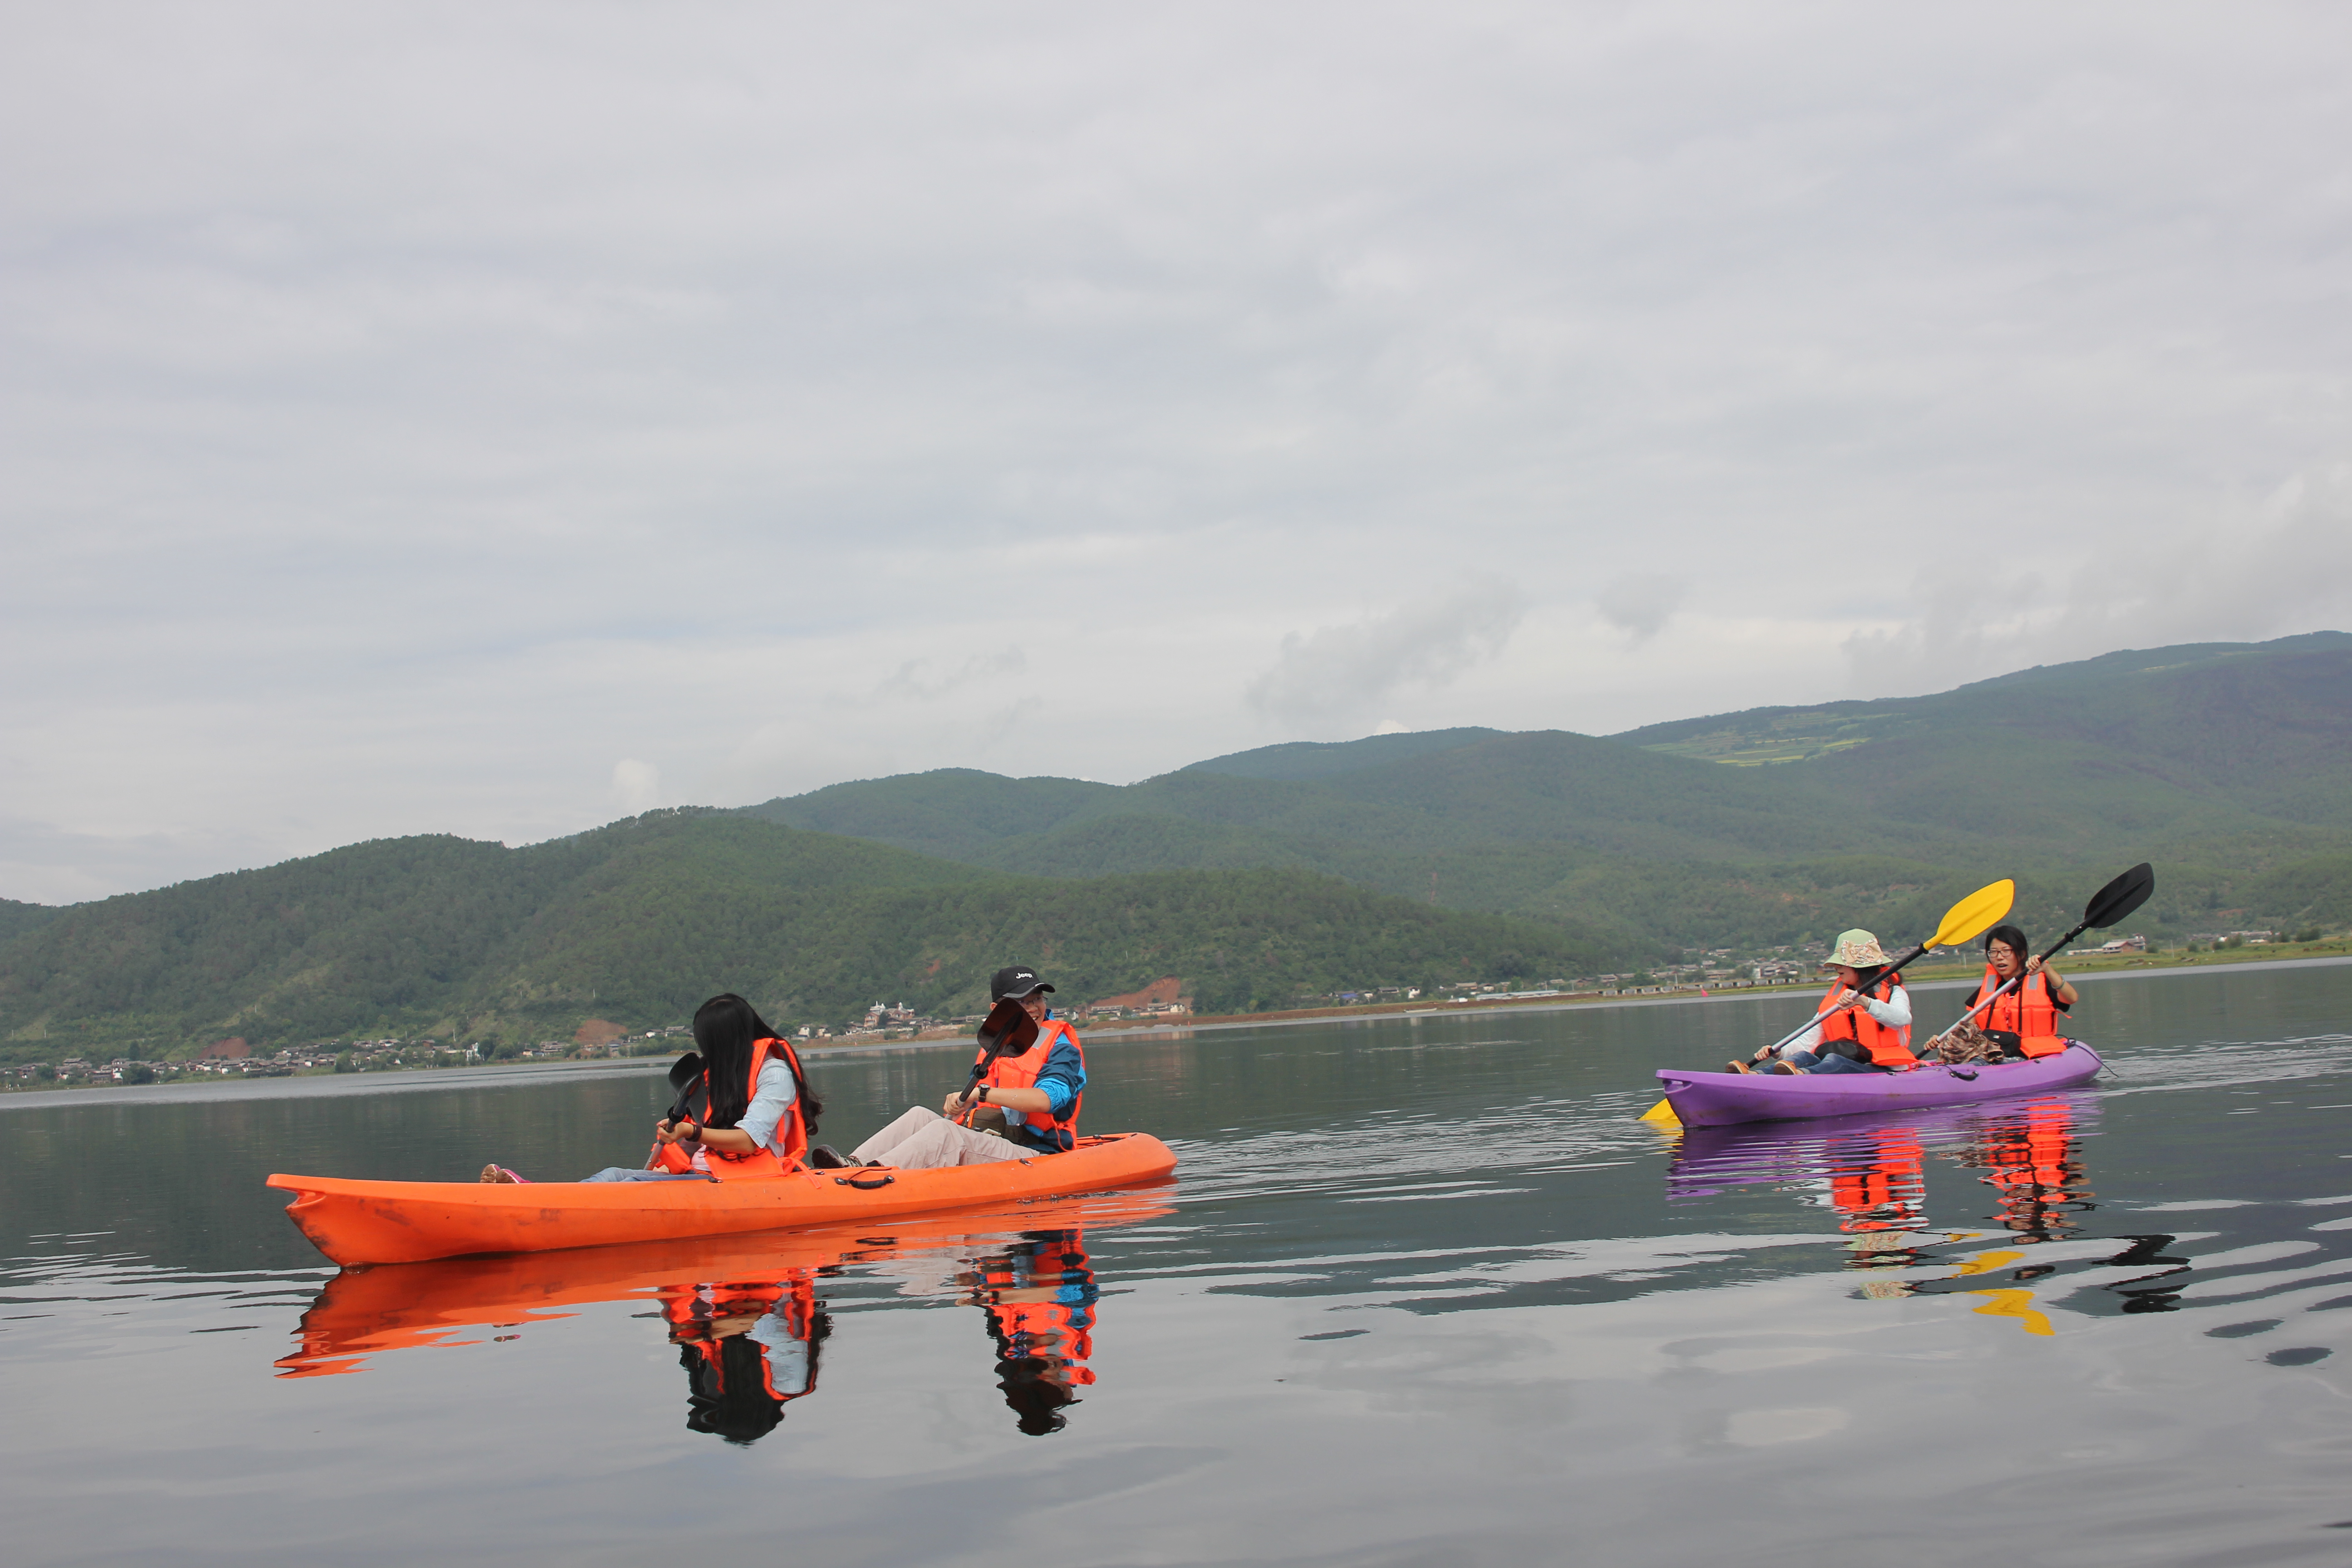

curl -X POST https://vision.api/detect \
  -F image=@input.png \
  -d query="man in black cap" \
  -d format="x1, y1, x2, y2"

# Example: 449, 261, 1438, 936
850, 963, 1089, 1168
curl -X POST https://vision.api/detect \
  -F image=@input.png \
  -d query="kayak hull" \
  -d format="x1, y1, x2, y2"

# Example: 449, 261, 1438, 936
267, 1132, 1178, 1265
277, 1188, 1177, 1377
1656, 1045, 2102, 1128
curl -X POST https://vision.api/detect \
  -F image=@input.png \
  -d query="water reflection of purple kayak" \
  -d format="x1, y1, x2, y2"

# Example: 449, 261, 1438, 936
1656, 1044, 2103, 1128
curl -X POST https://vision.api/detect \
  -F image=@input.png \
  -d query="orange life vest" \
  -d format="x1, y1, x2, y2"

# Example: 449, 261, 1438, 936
1829, 1127, 1925, 1232
1979, 1102, 2082, 1238
666, 1276, 821, 1403
654, 1037, 810, 1177
978, 1019, 1085, 1152
969, 1237, 1098, 1380
1968, 967, 2068, 1058
1815, 975, 1915, 1067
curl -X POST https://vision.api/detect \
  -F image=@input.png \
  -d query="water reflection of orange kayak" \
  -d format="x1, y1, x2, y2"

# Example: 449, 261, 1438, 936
267, 1132, 1178, 1265
276, 1188, 1173, 1379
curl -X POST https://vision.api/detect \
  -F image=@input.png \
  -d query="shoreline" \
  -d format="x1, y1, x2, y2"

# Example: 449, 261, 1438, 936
10, 949, 2348, 1110
1064, 946, 2352, 1043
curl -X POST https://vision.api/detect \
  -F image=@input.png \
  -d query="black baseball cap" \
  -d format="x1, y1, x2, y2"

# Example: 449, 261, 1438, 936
990, 965, 1055, 1002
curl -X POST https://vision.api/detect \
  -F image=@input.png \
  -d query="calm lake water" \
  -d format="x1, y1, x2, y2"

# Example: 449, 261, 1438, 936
6, 963, 2351, 1567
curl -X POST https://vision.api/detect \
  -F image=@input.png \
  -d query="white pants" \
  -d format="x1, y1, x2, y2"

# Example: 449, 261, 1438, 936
852, 1107, 1032, 1169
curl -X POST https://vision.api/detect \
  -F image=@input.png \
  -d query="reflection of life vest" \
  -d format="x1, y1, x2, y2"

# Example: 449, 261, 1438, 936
969, 1234, 1098, 1381
1984, 1103, 2077, 1197
1829, 1127, 1925, 1232
978, 1020, 1085, 1152
655, 1037, 810, 1176
1816, 975, 1915, 1067
664, 1275, 821, 1404
1978, 1102, 2084, 1239
1967, 967, 2068, 1058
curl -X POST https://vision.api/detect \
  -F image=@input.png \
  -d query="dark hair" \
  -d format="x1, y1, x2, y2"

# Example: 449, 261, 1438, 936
692, 994, 823, 1133
992, 1355, 1081, 1437
681, 1336, 784, 1445
1984, 924, 2030, 961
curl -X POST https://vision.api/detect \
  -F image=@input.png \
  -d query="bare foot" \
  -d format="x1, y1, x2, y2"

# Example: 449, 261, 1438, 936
479, 1163, 520, 1184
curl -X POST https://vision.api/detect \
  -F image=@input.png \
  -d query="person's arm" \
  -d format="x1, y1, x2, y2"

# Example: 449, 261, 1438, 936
969, 1083, 1054, 1114
735, 1059, 799, 1150
2026, 957, 2078, 1008
1027, 1039, 1086, 1117
662, 1061, 796, 1155
1862, 986, 1912, 1029
966, 1040, 1089, 1117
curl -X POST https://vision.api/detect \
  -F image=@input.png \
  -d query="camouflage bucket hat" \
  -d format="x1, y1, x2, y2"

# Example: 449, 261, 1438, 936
1820, 929, 1892, 969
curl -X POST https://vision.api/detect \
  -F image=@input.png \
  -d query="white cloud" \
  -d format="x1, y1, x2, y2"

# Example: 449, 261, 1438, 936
4, 2, 2350, 897
1596, 574, 1688, 645
1247, 585, 1529, 727
1843, 464, 2352, 696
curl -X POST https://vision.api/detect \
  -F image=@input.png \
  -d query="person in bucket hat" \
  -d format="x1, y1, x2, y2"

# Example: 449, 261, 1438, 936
1819, 930, 1892, 970
1726, 928, 1917, 1075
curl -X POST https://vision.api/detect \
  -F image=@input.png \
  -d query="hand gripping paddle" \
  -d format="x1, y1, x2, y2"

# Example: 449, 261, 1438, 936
1640, 878, 2017, 1126
642, 1051, 708, 1167
1937, 862, 2155, 1035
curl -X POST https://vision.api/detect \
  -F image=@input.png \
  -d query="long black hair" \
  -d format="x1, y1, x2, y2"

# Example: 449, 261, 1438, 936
692, 993, 822, 1133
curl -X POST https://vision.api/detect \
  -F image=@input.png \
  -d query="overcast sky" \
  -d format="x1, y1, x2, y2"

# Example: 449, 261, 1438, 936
6, 2, 2350, 904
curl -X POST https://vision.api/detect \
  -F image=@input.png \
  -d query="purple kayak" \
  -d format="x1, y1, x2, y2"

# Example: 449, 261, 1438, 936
1656, 1044, 2103, 1128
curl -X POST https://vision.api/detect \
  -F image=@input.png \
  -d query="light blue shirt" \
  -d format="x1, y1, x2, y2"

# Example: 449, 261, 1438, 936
739, 1058, 799, 1151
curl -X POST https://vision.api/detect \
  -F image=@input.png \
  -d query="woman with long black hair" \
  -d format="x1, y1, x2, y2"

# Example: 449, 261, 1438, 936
479, 993, 823, 1183
647, 993, 825, 1179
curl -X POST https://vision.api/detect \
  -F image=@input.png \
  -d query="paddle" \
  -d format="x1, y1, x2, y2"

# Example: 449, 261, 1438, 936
1640, 878, 2017, 1125
953, 998, 1039, 1123
662, 1051, 706, 1125
645, 1051, 709, 1167
1749, 877, 2016, 1061
1936, 862, 2155, 1038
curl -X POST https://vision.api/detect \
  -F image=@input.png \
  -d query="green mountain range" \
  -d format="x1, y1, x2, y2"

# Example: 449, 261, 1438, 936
748, 632, 2352, 949
3, 632, 2345, 1062
0, 814, 1617, 1063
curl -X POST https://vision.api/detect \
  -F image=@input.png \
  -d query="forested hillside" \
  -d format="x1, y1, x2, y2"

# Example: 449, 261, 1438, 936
8, 633, 2345, 1063
745, 634, 2352, 946
0, 812, 1622, 1063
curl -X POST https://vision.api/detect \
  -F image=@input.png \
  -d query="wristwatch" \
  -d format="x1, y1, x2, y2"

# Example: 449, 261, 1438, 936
975, 1086, 989, 1105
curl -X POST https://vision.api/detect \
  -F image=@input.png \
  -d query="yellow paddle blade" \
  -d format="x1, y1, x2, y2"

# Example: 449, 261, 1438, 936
1966, 1288, 2054, 1337
1952, 1249, 2024, 1277
1639, 1098, 1681, 1126
1931, 879, 2015, 951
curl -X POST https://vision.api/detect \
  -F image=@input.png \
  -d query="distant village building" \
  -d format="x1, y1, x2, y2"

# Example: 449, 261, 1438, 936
1078, 976, 1193, 1019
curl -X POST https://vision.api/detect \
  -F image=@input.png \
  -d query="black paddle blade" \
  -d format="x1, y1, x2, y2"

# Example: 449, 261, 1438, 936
663, 1051, 705, 1123
2082, 862, 2156, 930
975, 998, 1040, 1058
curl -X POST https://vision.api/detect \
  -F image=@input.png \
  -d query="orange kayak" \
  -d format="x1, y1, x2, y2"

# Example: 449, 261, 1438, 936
276, 1187, 1176, 1377
268, 1132, 1178, 1265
